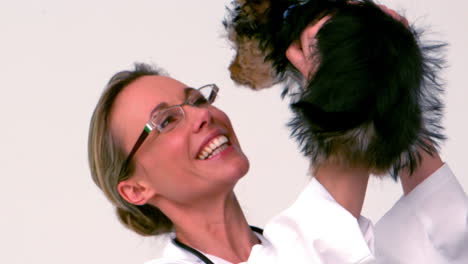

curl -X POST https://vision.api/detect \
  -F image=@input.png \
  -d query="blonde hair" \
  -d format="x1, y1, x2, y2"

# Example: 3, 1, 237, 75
88, 63, 172, 236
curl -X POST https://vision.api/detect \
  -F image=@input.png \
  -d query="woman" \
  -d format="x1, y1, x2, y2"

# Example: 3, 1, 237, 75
88, 64, 262, 263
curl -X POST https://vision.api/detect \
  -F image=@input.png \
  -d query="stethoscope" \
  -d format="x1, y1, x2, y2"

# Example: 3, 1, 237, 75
172, 226, 264, 264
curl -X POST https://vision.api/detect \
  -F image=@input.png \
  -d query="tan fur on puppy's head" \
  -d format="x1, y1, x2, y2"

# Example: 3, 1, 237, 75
226, 0, 279, 90
228, 37, 279, 89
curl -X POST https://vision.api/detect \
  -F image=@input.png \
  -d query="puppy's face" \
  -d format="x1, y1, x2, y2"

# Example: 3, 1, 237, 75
228, 37, 280, 89
227, 1, 328, 90
227, 0, 278, 89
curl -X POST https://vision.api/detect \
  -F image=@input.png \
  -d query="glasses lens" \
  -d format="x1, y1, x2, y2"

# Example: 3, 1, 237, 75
153, 107, 185, 133
201, 85, 217, 104
189, 84, 217, 106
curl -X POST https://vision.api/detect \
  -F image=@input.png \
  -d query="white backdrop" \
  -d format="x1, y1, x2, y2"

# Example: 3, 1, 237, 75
1, 0, 467, 263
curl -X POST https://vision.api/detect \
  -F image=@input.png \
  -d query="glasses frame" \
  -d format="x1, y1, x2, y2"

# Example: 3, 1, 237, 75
119, 84, 219, 175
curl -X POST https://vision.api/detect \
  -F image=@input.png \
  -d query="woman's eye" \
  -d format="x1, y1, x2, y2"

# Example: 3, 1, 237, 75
159, 115, 177, 129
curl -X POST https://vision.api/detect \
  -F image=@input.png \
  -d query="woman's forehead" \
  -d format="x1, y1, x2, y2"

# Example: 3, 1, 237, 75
125, 75, 187, 102
112, 75, 188, 125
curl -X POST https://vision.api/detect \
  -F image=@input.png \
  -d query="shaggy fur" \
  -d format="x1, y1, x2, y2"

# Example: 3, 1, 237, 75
224, 0, 446, 178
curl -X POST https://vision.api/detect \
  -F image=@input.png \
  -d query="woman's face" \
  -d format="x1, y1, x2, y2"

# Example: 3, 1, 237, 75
110, 75, 249, 205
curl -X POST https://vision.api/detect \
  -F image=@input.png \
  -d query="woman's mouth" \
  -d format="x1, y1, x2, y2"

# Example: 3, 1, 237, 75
196, 135, 230, 160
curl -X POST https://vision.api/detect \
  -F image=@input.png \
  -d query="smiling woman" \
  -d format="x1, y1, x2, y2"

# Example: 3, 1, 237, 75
88, 63, 258, 263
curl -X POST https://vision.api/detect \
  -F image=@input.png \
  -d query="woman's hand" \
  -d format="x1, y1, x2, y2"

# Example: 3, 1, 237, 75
285, 15, 331, 79
379, 4, 409, 27
285, 5, 409, 79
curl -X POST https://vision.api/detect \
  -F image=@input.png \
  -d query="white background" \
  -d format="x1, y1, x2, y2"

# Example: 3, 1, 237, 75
1, 0, 467, 263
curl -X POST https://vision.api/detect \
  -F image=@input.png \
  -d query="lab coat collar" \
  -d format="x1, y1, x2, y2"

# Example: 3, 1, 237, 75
292, 177, 375, 249
159, 231, 269, 264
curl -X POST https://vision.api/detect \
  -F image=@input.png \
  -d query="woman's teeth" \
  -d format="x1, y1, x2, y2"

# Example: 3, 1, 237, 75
197, 135, 229, 160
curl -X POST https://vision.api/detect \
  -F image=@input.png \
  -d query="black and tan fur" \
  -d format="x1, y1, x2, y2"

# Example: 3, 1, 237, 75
224, 0, 446, 178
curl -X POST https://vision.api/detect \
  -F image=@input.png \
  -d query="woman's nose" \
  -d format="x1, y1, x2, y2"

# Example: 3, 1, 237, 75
186, 105, 212, 133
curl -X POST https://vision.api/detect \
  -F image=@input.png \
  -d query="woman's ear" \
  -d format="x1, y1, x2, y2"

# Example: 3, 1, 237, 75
117, 178, 155, 205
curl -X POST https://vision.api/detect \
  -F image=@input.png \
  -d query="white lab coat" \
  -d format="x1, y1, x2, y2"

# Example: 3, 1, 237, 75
146, 164, 467, 264
247, 176, 375, 264
374, 164, 468, 263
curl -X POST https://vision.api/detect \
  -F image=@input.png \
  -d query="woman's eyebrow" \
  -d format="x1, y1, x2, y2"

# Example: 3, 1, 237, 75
184, 87, 197, 99
149, 102, 169, 118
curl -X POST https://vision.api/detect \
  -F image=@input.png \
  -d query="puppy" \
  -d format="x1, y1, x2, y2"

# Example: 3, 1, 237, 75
224, 0, 446, 177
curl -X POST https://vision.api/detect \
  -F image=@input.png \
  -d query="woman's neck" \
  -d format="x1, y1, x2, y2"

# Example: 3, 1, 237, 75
159, 191, 259, 263
313, 161, 370, 218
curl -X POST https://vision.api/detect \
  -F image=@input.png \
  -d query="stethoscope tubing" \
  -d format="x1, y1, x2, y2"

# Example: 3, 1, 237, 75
172, 226, 264, 264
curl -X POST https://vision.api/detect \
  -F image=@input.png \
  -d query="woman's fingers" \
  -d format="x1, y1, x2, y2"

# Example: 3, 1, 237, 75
286, 40, 311, 77
285, 3, 409, 79
286, 15, 332, 78
379, 4, 409, 27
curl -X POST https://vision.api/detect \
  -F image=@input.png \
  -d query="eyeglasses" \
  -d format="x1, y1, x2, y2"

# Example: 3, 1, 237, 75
120, 84, 219, 174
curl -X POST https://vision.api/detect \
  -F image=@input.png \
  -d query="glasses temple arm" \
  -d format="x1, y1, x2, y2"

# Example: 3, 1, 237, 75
121, 125, 152, 172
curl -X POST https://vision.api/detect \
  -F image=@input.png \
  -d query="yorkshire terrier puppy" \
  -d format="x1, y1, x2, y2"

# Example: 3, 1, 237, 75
224, 0, 446, 178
